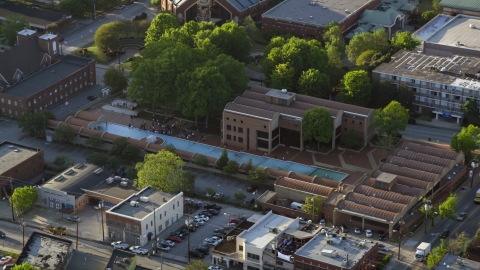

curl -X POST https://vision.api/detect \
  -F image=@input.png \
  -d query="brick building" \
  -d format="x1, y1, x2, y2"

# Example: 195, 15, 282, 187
105, 186, 184, 246
160, 0, 267, 25
0, 141, 44, 182
0, 29, 96, 118
261, 0, 381, 40
222, 86, 375, 153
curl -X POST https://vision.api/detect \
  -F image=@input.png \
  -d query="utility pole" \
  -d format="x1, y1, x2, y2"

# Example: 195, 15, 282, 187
22, 219, 25, 247
153, 204, 157, 252
100, 200, 105, 242
76, 221, 79, 249
187, 214, 191, 262
160, 251, 163, 270
398, 218, 405, 261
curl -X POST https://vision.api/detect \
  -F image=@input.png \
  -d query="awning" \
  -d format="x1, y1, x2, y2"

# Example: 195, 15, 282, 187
65, 204, 74, 209
103, 201, 114, 207
147, 232, 153, 237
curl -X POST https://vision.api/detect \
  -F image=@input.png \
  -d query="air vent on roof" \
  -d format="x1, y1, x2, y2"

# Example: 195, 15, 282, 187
54, 176, 66, 182
140, 196, 149, 202
269, 227, 278, 233
469, 24, 475, 29
281, 89, 287, 93
64, 169, 74, 175
440, 67, 447, 72
74, 163, 84, 169
94, 168, 103, 174
345, 9, 350, 13
163, 197, 167, 202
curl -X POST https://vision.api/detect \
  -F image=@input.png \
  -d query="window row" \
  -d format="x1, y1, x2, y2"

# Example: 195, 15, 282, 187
226, 134, 244, 143
226, 125, 244, 133
225, 117, 244, 123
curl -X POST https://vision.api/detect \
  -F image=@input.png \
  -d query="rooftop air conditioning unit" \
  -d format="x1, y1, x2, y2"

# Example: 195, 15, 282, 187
469, 24, 475, 29
140, 196, 149, 202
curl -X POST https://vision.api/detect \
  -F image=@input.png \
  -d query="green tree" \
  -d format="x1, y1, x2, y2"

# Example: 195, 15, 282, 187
346, 29, 390, 63
439, 194, 458, 220
223, 160, 239, 176
110, 137, 129, 157
450, 124, 480, 163
390, 31, 421, 51
448, 232, 471, 257
86, 152, 108, 167
53, 155, 70, 171
133, 19, 151, 38
94, 21, 124, 51
125, 166, 138, 179
217, 148, 229, 170
370, 80, 413, 109
356, 49, 380, 67
419, 198, 438, 227
302, 107, 334, 148
119, 20, 134, 38
58, 0, 89, 17
145, 12, 179, 45
433, 0, 442, 14
12, 262, 36, 270
103, 66, 128, 94
341, 131, 363, 150
17, 109, 55, 138
301, 195, 324, 215
373, 101, 409, 137
248, 167, 270, 184
206, 54, 249, 97
85, 133, 103, 149
0, 16, 28, 46
270, 63, 296, 90
135, 151, 192, 193
323, 24, 345, 52
54, 123, 76, 144
206, 21, 251, 63
245, 158, 253, 173
10, 186, 38, 214
123, 144, 140, 161
194, 154, 209, 167
205, 187, 216, 196
420, 11, 437, 25
185, 259, 209, 270
106, 156, 121, 172
427, 239, 449, 269
234, 189, 247, 201
338, 70, 372, 106
461, 98, 479, 123
243, 15, 259, 40
297, 69, 330, 99
326, 46, 343, 69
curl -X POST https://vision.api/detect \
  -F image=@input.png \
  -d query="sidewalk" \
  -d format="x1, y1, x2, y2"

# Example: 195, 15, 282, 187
415, 118, 462, 132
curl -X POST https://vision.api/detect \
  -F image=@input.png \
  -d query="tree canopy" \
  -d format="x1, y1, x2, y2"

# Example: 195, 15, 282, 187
346, 29, 389, 63
461, 98, 479, 123
135, 151, 194, 192
12, 262, 36, 270
338, 70, 372, 106
18, 109, 55, 138
301, 195, 324, 216
94, 21, 125, 50
0, 16, 28, 46
370, 80, 414, 109
185, 260, 209, 270
85, 133, 103, 149
391, 31, 421, 51
145, 12, 179, 45
302, 107, 333, 148
438, 194, 458, 220
298, 69, 330, 99
373, 101, 409, 137
103, 66, 128, 93
54, 123, 76, 144
10, 186, 38, 214
450, 124, 480, 163
248, 168, 270, 185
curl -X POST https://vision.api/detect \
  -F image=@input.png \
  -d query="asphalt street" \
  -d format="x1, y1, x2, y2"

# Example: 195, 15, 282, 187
403, 124, 458, 145
61, 0, 157, 54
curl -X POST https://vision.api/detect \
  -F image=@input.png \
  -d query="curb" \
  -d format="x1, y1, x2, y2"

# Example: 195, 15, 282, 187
414, 122, 461, 132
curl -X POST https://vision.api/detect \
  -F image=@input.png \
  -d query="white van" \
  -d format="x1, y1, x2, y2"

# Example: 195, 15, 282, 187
291, 202, 304, 211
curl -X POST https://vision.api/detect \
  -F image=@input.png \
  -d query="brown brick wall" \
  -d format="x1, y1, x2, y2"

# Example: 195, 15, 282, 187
106, 212, 142, 236
1, 148, 44, 181
223, 110, 271, 150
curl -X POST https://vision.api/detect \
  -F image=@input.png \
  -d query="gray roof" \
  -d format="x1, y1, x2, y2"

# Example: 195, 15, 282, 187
439, 0, 480, 12
262, 0, 375, 27
424, 15, 480, 50
0, 141, 38, 175
17, 232, 72, 269
66, 250, 109, 270
359, 8, 405, 26
2, 55, 92, 98
0, 1, 65, 24
228, 0, 262, 11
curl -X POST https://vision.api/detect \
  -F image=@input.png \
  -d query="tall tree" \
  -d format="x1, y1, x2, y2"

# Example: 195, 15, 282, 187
145, 12, 179, 45
298, 69, 330, 99
133, 20, 151, 38
103, 66, 128, 93
370, 80, 413, 109
427, 239, 449, 269
54, 123, 76, 144
301, 195, 324, 215
420, 11, 437, 25
205, 21, 251, 63
234, 189, 247, 201
135, 151, 193, 192
391, 31, 421, 51
94, 21, 124, 50
217, 147, 229, 170
373, 101, 409, 137
346, 29, 390, 63
438, 194, 458, 220
326, 46, 343, 69
432, 0, 442, 14
185, 259, 209, 270
323, 24, 345, 53
450, 124, 480, 163
85, 133, 103, 149
461, 98, 479, 123
448, 232, 471, 257
419, 198, 438, 227
338, 70, 372, 107
18, 109, 55, 138
223, 161, 239, 176
86, 152, 108, 167
206, 54, 248, 97
0, 15, 28, 46
302, 107, 334, 148
248, 168, 270, 185
10, 186, 38, 214
270, 63, 296, 90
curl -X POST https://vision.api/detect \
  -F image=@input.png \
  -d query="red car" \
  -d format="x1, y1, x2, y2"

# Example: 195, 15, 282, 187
166, 236, 182, 243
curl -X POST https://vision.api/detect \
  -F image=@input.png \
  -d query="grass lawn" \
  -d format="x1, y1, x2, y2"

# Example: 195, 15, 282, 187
85, 45, 111, 64
121, 61, 133, 69
251, 41, 266, 53
417, 0, 433, 12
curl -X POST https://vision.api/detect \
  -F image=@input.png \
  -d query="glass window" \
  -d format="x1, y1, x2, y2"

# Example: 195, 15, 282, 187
238, 137, 243, 143
134, 225, 139, 233
108, 219, 113, 226
227, 125, 231, 130
227, 134, 232, 140
125, 223, 131, 231
239, 245, 243, 251
238, 127, 243, 133
146, 224, 148, 229
257, 130, 268, 139
117, 221, 122, 228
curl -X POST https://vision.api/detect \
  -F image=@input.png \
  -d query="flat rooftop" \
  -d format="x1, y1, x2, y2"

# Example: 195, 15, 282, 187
435, 254, 480, 270
0, 141, 39, 175
66, 250, 108, 270
241, 213, 296, 248
262, 0, 374, 27
108, 186, 176, 219
86, 180, 141, 201
425, 15, 480, 50
2, 55, 92, 98
106, 249, 136, 270
373, 50, 480, 86
214, 220, 255, 254
295, 232, 376, 269
17, 232, 72, 269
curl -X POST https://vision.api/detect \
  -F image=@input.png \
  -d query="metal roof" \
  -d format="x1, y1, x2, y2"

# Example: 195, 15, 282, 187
386, 156, 446, 175
439, 0, 480, 12
275, 176, 335, 198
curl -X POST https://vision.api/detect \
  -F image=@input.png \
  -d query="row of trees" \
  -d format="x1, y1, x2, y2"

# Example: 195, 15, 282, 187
128, 12, 250, 128
0, 16, 28, 46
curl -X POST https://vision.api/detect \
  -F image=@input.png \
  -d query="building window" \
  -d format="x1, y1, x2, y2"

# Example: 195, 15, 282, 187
227, 117, 229, 120
239, 245, 243, 251
352, 120, 355, 123
117, 221, 122, 228
151, 221, 153, 226
177, 201, 179, 206
241, 120, 243, 123
14, 101, 17, 106
8, 100, 11, 105
234, 136, 236, 141
146, 224, 148, 230
234, 119, 236, 122
173, 204, 175, 210
296, 262, 302, 268
164, 211, 166, 216
238, 127, 243, 133
238, 137, 243, 143
234, 126, 236, 132
227, 125, 231, 130
257, 130, 268, 139
227, 134, 232, 140
125, 223, 131, 231
247, 253, 259, 261
108, 219, 113, 226
304, 264, 311, 270
159, 214, 162, 220
134, 225, 139, 233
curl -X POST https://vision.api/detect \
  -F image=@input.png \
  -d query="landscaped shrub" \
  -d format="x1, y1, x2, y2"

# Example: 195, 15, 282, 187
194, 154, 209, 167
341, 131, 364, 150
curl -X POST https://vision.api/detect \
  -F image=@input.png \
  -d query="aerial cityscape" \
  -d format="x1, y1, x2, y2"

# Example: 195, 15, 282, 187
0, 0, 479, 269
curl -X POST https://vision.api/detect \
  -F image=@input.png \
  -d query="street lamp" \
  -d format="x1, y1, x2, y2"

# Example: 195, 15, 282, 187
424, 200, 431, 234
397, 218, 405, 261
99, 200, 105, 242
151, 204, 157, 253
21, 220, 26, 247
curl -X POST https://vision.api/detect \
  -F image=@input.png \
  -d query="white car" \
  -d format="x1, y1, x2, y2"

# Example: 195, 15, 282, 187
211, 236, 222, 242
365, 229, 373, 238
319, 219, 325, 226
213, 192, 224, 199
378, 244, 389, 252
0, 256, 12, 264
354, 227, 361, 234
204, 239, 220, 247
209, 266, 224, 270
158, 244, 171, 251
193, 218, 205, 225
196, 215, 209, 221
206, 192, 214, 197
129, 246, 148, 255
161, 240, 176, 247
111, 241, 129, 249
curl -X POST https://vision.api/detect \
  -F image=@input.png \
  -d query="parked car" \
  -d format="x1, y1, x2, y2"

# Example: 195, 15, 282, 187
354, 227, 361, 234
200, 211, 212, 217
378, 230, 386, 240
247, 185, 258, 192
87, 95, 98, 101
229, 218, 242, 224
170, 231, 181, 236
166, 236, 182, 242
440, 229, 450, 239
129, 246, 148, 255
111, 241, 129, 249
208, 266, 224, 270
197, 215, 210, 221
244, 198, 255, 204
157, 245, 170, 251
298, 217, 308, 224
207, 209, 219, 215
206, 192, 214, 197
196, 246, 210, 255
193, 218, 205, 225
457, 212, 467, 221
116, 4, 126, 9
378, 244, 389, 252
178, 233, 188, 239
160, 240, 175, 247
67, 216, 81, 222
191, 221, 201, 227
204, 204, 222, 210
319, 219, 325, 226
211, 236, 222, 242
189, 250, 204, 259
0, 230, 5, 238
0, 256, 12, 265
213, 192, 224, 199
365, 229, 373, 238
408, 118, 416, 125
188, 225, 197, 232
213, 233, 225, 238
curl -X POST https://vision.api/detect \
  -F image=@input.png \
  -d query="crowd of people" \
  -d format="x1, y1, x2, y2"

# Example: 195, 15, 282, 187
127, 117, 207, 142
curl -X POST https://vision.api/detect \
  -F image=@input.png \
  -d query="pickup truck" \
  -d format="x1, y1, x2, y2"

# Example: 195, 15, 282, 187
111, 241, 129, 250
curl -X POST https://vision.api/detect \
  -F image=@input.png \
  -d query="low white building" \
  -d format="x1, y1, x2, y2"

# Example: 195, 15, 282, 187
105, 186, 184, 246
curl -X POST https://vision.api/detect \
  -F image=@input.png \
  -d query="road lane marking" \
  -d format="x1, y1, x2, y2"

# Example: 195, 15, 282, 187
450, 205, 480, 237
